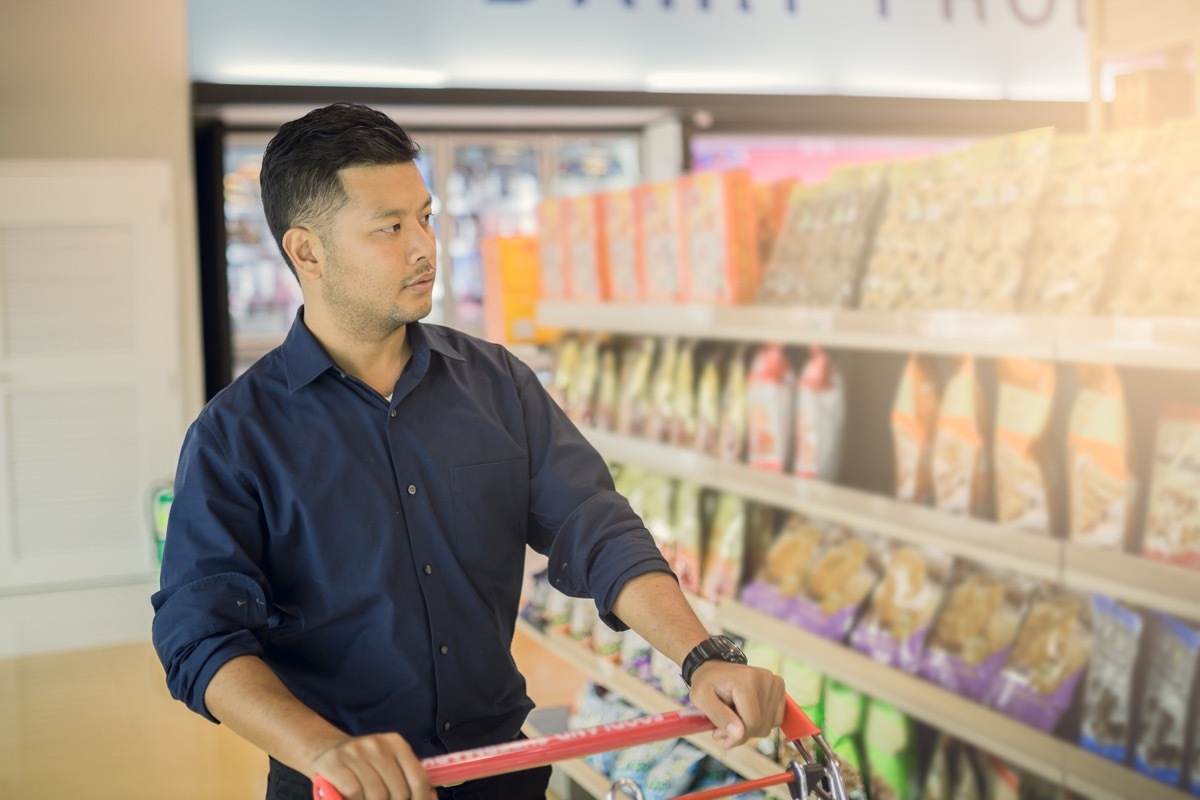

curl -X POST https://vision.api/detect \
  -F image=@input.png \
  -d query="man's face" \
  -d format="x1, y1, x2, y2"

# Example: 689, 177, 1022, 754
317, 162, 436, 337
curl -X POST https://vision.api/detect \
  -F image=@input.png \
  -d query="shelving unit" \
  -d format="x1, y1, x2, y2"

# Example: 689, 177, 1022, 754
538, 301, 1200, 371
517, 618, 792, 800
581, 426, 1200, 622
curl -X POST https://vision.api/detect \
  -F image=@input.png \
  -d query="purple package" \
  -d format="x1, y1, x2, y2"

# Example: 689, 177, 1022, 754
737, 514, 826, 622
986, 590, 1092, 732
918, 563, 1033, 702
785, 527, 881, 641
849, 543, 951, 673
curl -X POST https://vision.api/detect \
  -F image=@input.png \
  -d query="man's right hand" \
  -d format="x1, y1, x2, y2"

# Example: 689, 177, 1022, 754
309, 733, 435, 800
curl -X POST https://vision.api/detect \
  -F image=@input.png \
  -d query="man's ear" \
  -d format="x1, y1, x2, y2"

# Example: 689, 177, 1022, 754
282, 227, 323, 282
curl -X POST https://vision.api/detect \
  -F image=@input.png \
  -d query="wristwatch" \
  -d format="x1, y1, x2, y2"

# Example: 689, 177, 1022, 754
680, 635, 748, 686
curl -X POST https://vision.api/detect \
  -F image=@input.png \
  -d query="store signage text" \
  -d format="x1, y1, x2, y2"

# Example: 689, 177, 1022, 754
488, 0, 1085, 27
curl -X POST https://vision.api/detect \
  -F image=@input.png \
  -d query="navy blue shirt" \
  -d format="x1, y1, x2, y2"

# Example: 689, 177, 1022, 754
151, 311, 669, 757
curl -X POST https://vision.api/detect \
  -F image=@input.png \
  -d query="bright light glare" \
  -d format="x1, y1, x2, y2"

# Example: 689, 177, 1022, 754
644, 72, 792, 91
220, 63, 447, 87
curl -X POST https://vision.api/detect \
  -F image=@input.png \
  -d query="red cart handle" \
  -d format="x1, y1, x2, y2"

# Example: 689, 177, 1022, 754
313, 696, 818, 799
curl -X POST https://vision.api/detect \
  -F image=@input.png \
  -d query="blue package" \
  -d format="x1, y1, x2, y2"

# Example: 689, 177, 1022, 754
1079, 595, 1143, 764
1133, 613, 1200, 788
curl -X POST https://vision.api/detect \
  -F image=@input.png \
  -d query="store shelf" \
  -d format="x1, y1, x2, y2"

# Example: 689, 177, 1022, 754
517, 618, 790, 799
584, 427, 1061, 582
718, 600, 1193, 800
539, 301, 1200, 371
1090, 0, 1200, 59
1062, 543, 1200, 623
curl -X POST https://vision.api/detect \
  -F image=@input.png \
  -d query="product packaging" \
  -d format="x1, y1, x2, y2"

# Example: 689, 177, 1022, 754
671, 481, 705, 595
892, 355, 941, 504
993, 358, 1058, 535
1079, 594, 1144, 764
746, 343, 795, 472
636, 180, 688, 303
754, 178, 799, 267
787, 527, 881, 640
932, 356, 990, 517
717, 345, 751, 463
564, 335, 601, 427
694, 349, 724, 456
645, 337, 681, 443
1067, 364, 1136, 550
537, 198, 570, 300
561, 193, 609, 302
680, 169, 761, 304
700, 492, 746, 603
1133, 612, 1200, 788
738, 512, 825, 620
1142, 401, 1200, 569
600, 188, 645, 303
669, 340, 699, 448
642, 740, 707, 800
921, 734, 959, 800
793, 346, 847, 481
594, 345, 620, 431
864, 700, 919, 800
615, 337, 657, 437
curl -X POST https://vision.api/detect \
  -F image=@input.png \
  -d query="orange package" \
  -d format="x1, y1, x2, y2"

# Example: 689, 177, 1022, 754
932, 356, 990, 517
892, 355, 941, 504
754, 178, 799, 267
562, 194, 609, 302
680, 170, 761, 305
993, 359, 1058, 535
1067, 364, 1135, 550
635, 180, 688, 303
536, 198, 570, 300
599, 188, 644, 303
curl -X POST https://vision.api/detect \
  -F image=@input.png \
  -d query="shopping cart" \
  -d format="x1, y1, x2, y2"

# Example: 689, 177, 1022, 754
313, 695, 849, 800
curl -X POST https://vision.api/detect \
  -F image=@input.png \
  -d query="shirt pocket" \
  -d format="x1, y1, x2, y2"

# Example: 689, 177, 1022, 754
449, 456, 530, 578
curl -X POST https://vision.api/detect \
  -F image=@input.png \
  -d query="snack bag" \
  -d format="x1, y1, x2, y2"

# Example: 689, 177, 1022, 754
922, 735, 960, 800
636, 180, 688, 303
669, 340, 699, 448
865, 700, 919, 800
610, 738, 680, 787
986, 589, 1092, 733
646, 337, 681, 443
892, 355, 941, 504
1067, 364, 1136, 550
824, 681, 869, 793
746, 343, 794, 472
600, 188, 644, 303
849, 543, 951, 673
993, 359, 1058, 535
788, 527, 882, 640
562, 193, 609, 302
933, 356, 990, 517
738, 512, 824, 620
1133, 613, 1200, 788
793, 346, 847, 482
536, 197, 569, 300
1142, 401, 1200, 569
640, 473, 677, 564
615, 337, 656, 437
564, 335, 601, 426
671, 481, 705, 595
1080, 595, 1144, 764
977, 753, 1020, 800
594, 345, 620, 431
700, 493, 746, 603
642, 740, 707, 800
620, 628, 654, 683
549, 335, 580, 410
651, 647, 690, 704
717, 345, 750, 463
591, 612, 624, 663
919, 563, 1032, 702
694, 349, 723, 456
680, 169, 761, 304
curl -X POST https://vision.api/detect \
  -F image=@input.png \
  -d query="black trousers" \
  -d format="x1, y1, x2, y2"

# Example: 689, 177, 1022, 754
265, 756, 551, 800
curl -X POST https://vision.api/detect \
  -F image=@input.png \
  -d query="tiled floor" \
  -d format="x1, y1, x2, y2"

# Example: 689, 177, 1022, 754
0, 629, 584, 799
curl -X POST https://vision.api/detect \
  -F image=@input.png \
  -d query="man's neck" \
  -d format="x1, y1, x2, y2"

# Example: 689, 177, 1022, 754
304, 307, 413, 397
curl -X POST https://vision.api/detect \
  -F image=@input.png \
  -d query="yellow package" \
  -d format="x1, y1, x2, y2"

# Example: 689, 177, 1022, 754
1067, 364, 1135, 550
594, 346, 619, 432
565, 335, 600, 427
717, 346, 750, 463
993, 359, 1057, 535
669, 340, 698, 448
701, 493, 745, 603
550, 336, 580, 410
694, 349, 723, 456
932, 356, 989, 517
891, 355, 941, 504
615, 337, 656, 437
645, 337, 680, 444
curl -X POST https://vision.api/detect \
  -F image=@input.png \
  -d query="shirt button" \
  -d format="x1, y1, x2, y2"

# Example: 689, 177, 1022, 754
439, 644, 449, 655
390, 409, 397, 418
407, 484, 417, 495
423, 564, 433, 575
443, 721, 452, 732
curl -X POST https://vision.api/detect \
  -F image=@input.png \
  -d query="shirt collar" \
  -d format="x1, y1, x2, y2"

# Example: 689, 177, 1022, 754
281, 308, 465, 395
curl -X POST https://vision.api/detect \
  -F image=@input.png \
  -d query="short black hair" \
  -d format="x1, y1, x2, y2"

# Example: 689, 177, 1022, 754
259, 102, 421, 275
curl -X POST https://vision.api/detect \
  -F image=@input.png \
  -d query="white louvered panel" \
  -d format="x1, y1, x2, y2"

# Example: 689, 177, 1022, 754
0, 225, 137, 357
7, 386, 140, 558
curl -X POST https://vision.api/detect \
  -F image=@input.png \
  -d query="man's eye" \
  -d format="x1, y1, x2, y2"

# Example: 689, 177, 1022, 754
421, 213, 435, 225
382, 224, 400, 233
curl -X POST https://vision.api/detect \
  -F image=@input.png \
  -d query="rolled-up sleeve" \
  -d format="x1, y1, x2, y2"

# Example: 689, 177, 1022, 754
151, 419, 271, 721
511, 356, 673, 630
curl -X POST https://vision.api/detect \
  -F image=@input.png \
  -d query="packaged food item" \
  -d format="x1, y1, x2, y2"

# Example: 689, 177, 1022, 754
919, 562, 1032, 702
849, 543, 951, 673
615, 337, 656, 437
793, 346, 846, 482
646, 337, 681, 443
823, 681, 870, 797
892, 355, 941, 504
1133, 612, 1200, 788
694, 348, 723, 456
717, 345, 750, 463
1189, 698, 1200, 796
536, 197, 570, 300
1067, 364, 1135, 550
610, 737, 679, 787
1080, 595, 1144, 763
1142, 401, 1200, 569
759, 165, 888, 308
591, 613, 624, 663
788, 527, 882, 640
953, 746, 983, 800
620, 628, 654, 683
700, 493, 746, 603
780, 655, 825, 734
753, 178, 799, 268
561, 193, 609, 302
746, 343, 795, 472
687, 758, 741, 795
671, 481, 705, 595
993, 358, 1058, 535
564, 335, 601, 427
680, 169, 761, 305
549, 335, 580, 410
568, 596, 596, 640
922, 734, 959, 800
600, 188, 644, 303
651, 647, 690, 704
669, 340, 698, 448
639, 473, 677, 563
642, 740, 707, 800
865, 700, 919, 800
636, 180, 688, 303
976, 753, 1020, 800
933, 356, 990, 517
594, 345, 620, 431
987, 589, 1091, 733
739, 512, 824, 620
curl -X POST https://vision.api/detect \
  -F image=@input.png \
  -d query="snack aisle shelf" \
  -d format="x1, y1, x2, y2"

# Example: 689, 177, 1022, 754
516, 617, 792, 800
537, 301, 1200, 371
578, 426, 1200, 624
718, 600, 1192, 800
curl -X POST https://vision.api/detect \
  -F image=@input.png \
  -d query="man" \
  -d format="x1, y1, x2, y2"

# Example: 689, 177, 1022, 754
152, 102, 785, 800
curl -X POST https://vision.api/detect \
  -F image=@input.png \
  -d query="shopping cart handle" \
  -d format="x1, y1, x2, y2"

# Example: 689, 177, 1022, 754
313, 693, 821, 799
